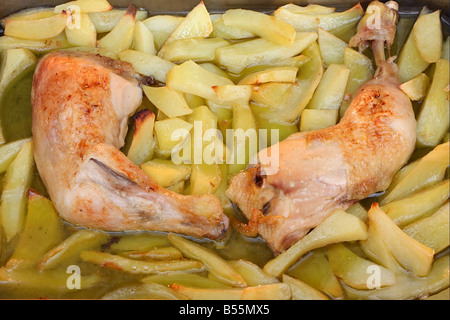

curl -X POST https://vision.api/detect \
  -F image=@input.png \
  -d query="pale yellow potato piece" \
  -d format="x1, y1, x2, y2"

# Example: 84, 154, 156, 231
89, 9, 148, 33
170, 283, 291, 300
0, 34, 70, 53
216, 31, 317, 74
416, 59, 450, 147
186, 163, 222, 195
317, 27, 348, 66
160, 37, 229, 62
368, 204, 434, 277
250, 82, 293, 106
382, 179, 449, 227
308, 63, 349, 110
133, 20, 156, 55
0, 7, 55, 27
210, 14, 254, 40
280, 3, 335, 14
399, 73, 430, 101
168, 233, 247, 287
118, 50, 175, 83
97, 5, 135, 53
300, 109, 338, 132
142, 15, 184, 49
238, 67, 298, 85
0, 138, 32, 173
0, 141, 34, 241
403, 202, 449, 253
442, 36, 449, 59
65, 13, 96, 47
380, 142, 449, 205
109, 233, 170, 252
413, 10, 442, 63
4, 13, 67, 40
222, 9, 296, 47
143, 86, 193, 118
126, 110, 155, 166
54, 0, 113, 14
263, 209, 368, 277
229, 259, 279, 286
274, 4, 363, 32
154, 117, 193, 156
140, 159, 191, 188
282, 274, 329, 300
328, 243, 396, 290
102, 283, 186, 300
166, 60, 234, 103
212, 84, 252, 105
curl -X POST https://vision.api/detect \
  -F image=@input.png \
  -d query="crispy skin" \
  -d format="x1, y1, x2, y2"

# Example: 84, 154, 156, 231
32, 51, 228, 239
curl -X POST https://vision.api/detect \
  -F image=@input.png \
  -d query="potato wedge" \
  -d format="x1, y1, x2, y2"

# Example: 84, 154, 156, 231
382, 179, 449, 227
368, 203, 434, 277
380, 142, 449, 204
0, 140, 34, 241
0, 138, 31, 173
413, 10, 442, 63
222, 9, 295, 47
399, 73, 430, 101
263, 209, 368, 277
102, 282, 186, 300
126, 109, 155, 166
403, 202, 449, 253
154, 117, 193, 157
0, 34, 70, 53
160, 37, 229, 62
143, 86, 193, 118
170, 283, 291, 300
54, 0, 113, 14
346, 202, 368, 222
4, 12, 67, 40
186, 163, 222, 195
300, 109, 338, 132
328, 243, 396, 290
238, 67, 298, 85
142, 15, 184, 50
5, 190, 65, 270
133, 20, 156, 55
88, 9, 147, 33
287, 249, 343, 299
168, 233, 246, 287
37, 229, 110, 271
307, 63, 349, 110
97, 4, 136, 53
274, 4, 363, 33
110, 233, 170, 252
65, 13, 96, 47
282, 274, 329, 300
122, 247, 183, 261
213, 85, 252, 105
416, 59, 450, 147
210, 14, 254, 40
229, 259, 279, 286
142, 272, 231, 289
80, 250, 203, 274
140, 159, 191, 188
118, 50, 175, 83
0, 8, 55, 27
280, 3, 335, 14
317, 27, 348, 66
216, 31, 317, 74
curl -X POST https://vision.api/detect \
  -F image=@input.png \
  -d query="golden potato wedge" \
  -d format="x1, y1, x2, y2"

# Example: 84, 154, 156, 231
238, 67, 298, 85
142, 272, 230, 289
126, 109, 156, 166
229, 259, 279, 286
170, 283, 291, 300
222, 9, 296, 47
280, 3, 335, 14
380, 142, 449, 205
121, 247, 183, 261
160, 37, 229, 62
368, 203, 434, 277
300, 109, 338, 132
133, 20, 156, 55
403, 202, 449, 253
143, 86, 193, 118
274, 3, 363, 33
255, 116, 298, 146
416, 59, 450, 147
210, 14, 254, 40
282, 274, 329, 300
399, 73, 430, 101
4, 12, 67, 40
263, 209, 368, 277
140, 159, 191, 188
382, 179, 449, 227
216, 31, 317, 74
65, 13, 96, 47
287, 249, 343, 299
317, 27, 348, 66
168, 233, 247, 287
0, 140, 34, 241
118, 50, 175, 83
97, 4, 136, 53
154, 117, 193, 157
346, 202, 368, 222
328, 243, 396, 290
88, 8, 147, 33
307, 63, 349, 110
413, 10, 442, 63
186, 163, 222, 195
0, 8, 55, 28
54, 0, 113, 14
442, 36, 449, 60
250, 82, 293, 107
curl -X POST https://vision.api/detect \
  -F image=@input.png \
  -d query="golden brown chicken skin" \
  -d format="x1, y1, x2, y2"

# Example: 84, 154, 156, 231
32, 51, 228, 239
226, 1, 416, 254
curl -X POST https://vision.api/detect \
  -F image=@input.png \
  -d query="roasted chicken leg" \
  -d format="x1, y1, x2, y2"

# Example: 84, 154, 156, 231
32, 51, 228, 239
226, 1, 416, 253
